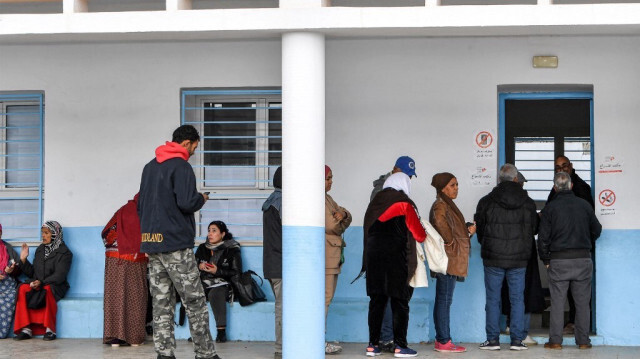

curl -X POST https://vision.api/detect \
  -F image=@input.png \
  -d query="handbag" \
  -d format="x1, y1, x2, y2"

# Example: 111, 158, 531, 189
26, 288, 47, 309
230, 270, 267, 307
409, 241, 429, 288
421, 219, 449, 275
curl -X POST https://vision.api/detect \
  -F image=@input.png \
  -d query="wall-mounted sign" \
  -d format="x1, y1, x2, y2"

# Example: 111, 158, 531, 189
474, 130, 495, 159
598, 188, 617, 217
470, 166, 495, 187
598, 155, 623, 174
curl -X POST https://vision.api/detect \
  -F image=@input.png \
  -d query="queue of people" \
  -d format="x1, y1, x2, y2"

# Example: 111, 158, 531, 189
0, 127, 603, 359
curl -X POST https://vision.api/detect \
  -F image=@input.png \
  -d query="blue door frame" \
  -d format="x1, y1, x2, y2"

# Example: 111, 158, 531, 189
498, 91, 596, 332
498, 91, 595, 187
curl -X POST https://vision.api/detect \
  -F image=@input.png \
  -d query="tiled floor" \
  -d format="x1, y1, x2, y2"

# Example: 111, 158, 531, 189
1, 339, 639, 359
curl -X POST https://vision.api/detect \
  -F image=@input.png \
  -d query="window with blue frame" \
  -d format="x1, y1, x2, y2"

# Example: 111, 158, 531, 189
182, 89, 281, 242
0, 93, 44, 242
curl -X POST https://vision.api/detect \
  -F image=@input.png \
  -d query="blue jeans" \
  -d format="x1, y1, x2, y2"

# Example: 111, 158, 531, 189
484, 266, 526, 344
433, 273, 457, 344
380, 300, 393, 342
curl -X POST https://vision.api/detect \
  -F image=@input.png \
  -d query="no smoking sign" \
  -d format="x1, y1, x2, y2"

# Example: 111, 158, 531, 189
599, 189, 616, 207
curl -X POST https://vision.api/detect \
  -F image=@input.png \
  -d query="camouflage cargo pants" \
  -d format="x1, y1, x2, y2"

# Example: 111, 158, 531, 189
148, 248, 217, 358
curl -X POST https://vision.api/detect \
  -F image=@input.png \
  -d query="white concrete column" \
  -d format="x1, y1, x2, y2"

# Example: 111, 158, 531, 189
63, 0, 88, 13
166, 0, 193, 11
281, 31, 326, 359
280, 0, 331, 8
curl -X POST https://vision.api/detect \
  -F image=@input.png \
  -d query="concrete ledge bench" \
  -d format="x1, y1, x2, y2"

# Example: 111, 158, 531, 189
53, 294, 433, 342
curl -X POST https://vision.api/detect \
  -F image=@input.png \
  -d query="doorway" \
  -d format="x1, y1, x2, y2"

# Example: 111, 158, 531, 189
498, 89, 596, 335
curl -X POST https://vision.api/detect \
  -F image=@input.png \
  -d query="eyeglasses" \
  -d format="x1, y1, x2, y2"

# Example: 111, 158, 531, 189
554, 163, 571, 171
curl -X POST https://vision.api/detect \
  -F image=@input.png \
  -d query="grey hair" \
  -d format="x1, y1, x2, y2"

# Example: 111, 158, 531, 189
554, 172, 572, 191
498, 163, 518, 183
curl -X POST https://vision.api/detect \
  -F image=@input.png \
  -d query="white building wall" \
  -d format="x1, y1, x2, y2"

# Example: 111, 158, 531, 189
1, 35, 638, 228
0, 40, 281, 226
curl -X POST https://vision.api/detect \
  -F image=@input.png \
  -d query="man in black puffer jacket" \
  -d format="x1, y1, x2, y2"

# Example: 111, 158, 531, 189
474, 163, 538, 351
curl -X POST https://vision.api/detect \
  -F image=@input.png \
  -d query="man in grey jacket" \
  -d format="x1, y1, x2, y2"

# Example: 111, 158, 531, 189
539, 172, 602, 350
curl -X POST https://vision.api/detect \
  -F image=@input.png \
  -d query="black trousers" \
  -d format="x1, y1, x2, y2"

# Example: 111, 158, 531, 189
368, 290, 413, 348
206, 285, 230, 328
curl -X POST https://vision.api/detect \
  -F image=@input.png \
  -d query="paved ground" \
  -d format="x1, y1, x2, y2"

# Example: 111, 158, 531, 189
1, 339, 639, 359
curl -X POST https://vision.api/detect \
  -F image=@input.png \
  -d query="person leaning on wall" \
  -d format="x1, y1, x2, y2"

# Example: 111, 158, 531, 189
13, 221, 73, 341
324, 165, 352, 355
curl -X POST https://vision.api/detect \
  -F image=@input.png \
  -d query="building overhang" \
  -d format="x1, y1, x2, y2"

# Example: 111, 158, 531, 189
2, 4, 640, 44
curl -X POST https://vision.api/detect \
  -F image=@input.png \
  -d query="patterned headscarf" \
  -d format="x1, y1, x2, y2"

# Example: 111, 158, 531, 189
43, 220, 64, 259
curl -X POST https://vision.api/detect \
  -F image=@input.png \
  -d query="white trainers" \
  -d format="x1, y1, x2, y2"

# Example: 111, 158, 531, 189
325, 342, 342, 355
523, 335, 537, 345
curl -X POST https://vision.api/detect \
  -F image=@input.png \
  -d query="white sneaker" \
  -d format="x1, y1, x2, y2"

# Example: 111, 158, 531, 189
325, 342, 342, 355
523, 335, 537, 345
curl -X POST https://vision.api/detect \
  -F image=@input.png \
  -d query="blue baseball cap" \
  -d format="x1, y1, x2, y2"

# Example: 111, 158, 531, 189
395, 156, 416, 177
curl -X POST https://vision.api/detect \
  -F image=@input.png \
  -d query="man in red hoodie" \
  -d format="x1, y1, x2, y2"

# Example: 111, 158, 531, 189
138, 125, 219, 359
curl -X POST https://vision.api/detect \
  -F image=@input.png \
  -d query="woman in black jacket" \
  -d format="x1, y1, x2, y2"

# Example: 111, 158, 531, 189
13, 221, 72, 341
194, 220, 241, 343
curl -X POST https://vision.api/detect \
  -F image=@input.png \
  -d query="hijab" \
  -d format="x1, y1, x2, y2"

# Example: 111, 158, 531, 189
43, 220, 64, 259
383, 172, 411, 196
431, 172, 465, 224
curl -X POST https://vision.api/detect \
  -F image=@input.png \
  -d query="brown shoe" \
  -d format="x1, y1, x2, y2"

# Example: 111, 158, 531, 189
578, 343, 593, 349
544, 342, 562, 349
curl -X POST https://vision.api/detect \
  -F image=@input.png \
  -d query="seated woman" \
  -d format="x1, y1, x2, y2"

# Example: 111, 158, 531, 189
1, 224, 22, 339
194, 220, 241, 343
13, 221, 73, 341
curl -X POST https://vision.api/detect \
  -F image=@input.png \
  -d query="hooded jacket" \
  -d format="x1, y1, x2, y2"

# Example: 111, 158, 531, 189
138, 142, 205, 254
474, 181, 539, 268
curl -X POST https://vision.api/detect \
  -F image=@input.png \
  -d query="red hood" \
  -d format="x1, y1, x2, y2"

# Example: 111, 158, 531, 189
155, 141, 189, 163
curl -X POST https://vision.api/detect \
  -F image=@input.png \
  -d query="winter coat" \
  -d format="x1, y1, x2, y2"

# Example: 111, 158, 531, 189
21, 243, 72, 301
325, 193, 352, 275
538, 190, 602, 265
138, 149, 205, 254
429, 197, 470, 277
474, 181, 539, 268
195, 240, 242, 296
262, 201, 282, 279
362, 188, 426, 300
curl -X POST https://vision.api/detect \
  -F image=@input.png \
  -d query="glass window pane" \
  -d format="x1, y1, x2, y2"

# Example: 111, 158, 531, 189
203, 102, 257, 187
199, 198, 265, 241
514, 137, 555, 201
564, 137, 591, 187
6, 105, 40, 188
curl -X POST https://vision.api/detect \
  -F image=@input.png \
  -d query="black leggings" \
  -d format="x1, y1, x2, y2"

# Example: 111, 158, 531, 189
368, 292, 412, 348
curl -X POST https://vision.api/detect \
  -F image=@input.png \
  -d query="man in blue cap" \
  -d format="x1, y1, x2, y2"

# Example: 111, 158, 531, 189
370, 156, 417, 201
368, 155, 416, 352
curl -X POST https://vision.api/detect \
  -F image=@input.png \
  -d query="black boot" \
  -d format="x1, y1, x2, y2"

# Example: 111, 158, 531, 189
215, 328, 227, 343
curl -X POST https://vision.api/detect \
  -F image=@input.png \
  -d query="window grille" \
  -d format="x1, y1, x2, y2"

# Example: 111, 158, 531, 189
181, 89, 281, 242
0, 93, 44, 242
514, 137, 555, 202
